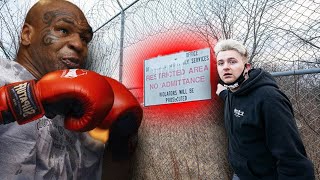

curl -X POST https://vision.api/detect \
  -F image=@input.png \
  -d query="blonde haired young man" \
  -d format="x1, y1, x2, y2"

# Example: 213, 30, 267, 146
215, 39, 315, 180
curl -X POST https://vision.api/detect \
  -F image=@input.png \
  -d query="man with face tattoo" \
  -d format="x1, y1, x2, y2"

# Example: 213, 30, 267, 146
0, 0, 142, 179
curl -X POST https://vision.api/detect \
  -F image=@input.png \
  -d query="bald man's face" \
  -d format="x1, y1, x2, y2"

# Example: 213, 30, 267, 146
28, 3, 93, 76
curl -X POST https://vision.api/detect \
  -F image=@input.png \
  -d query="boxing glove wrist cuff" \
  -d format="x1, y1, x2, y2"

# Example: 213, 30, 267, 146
5, 80, 44, 124
0, 111, 15, 124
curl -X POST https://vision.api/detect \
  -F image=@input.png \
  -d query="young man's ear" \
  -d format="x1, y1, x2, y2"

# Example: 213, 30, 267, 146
245, 63, 251, 70
20, 23, 34, 46
244, 63, 251, 75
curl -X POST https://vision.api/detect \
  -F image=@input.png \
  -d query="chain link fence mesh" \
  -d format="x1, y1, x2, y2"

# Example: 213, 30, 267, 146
86, 0, 319, 179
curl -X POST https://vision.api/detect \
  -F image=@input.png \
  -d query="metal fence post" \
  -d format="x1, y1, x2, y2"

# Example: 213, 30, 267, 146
117, 0, 125, 83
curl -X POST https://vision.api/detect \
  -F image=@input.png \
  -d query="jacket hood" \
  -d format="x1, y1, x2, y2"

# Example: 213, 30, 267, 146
234, 68, 278, 96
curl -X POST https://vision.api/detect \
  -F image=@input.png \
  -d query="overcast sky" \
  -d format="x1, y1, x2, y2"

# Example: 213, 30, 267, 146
2, 0, 136, 29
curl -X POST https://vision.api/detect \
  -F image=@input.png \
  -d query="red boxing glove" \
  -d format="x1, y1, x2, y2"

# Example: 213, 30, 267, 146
99, 77, 143, 160
99, 77, 142, 131
0, 69, 114, 132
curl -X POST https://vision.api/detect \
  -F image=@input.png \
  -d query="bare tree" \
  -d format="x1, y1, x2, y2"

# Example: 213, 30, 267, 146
183, 0, 291, 65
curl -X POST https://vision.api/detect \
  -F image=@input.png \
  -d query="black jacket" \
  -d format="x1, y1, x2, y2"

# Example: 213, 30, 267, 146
219, 69, 315, 180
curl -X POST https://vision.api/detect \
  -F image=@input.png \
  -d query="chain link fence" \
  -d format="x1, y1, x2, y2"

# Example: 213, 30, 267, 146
0, 0, 318, 179
86, 0, 319, 179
